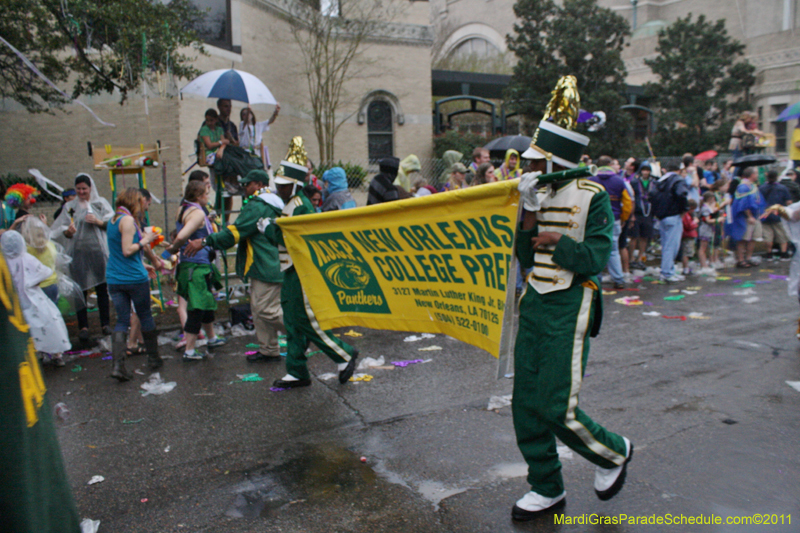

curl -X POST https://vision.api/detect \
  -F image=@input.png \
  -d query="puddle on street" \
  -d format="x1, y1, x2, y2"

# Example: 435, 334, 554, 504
225, 442, 378, 519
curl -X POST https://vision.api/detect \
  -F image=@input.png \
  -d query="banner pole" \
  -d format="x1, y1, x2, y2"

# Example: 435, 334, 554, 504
496, 200, 523, 379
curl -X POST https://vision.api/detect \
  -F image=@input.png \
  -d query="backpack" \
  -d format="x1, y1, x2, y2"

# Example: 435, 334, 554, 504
649, 174, 686, 219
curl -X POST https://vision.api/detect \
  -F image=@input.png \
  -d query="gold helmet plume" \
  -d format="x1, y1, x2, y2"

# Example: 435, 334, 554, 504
285, 136, 309, 166
542, 75, 580, 131
522, 75, 589, 170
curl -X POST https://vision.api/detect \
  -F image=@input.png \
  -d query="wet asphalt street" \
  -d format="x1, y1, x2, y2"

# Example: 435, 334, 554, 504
46, 262, 800, 532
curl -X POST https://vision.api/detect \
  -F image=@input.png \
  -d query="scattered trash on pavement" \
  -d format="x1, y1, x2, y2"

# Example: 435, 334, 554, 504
642, 311, 661, 317
231, 373, 264, 383
743, 297, 760, 303
140, 373, 177, 396
357, 356, 385, 369
344, 330, 363, 337
80, 518, 100, 533
662, 315, 687, 321
391, 359, 425, 367
71, 365, 83, 372
732, 289, 756, 296
318, 373, 338, 381
54, 402, 70, 421
122, 418, 144, 424
404, 333, 435, 342
487, 394, 512, 410
88, 475, 104, 485
350, 373, 373, 382
786, 381, 800, 393
418, 345, 442, 351
663, 295, 685, 301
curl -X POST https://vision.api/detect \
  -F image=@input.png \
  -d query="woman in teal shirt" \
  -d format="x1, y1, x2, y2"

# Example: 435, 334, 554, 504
106, 188, 162, 381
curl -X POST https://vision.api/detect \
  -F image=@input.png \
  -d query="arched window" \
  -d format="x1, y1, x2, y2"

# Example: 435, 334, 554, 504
450, 37, 500, 59
367, 100, 394, 160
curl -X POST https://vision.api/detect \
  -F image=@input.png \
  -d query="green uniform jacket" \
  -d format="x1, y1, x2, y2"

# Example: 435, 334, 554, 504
516, 187, 614, 336
205, 194, 283, 283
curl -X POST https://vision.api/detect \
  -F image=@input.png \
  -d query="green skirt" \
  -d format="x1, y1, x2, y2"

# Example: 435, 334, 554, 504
176, 262, 222, 311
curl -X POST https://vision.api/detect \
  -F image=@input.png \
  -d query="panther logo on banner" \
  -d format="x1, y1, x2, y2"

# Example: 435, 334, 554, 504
303, 232, 391, 314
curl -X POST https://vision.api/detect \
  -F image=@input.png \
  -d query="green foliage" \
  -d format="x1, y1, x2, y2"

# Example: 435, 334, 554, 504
505, 0, 632, 157
0, 173, 57, 203
0, 0, 205, 112
313, 161, 368, 189
433, 130, 492, 160
644, 13, 755, 156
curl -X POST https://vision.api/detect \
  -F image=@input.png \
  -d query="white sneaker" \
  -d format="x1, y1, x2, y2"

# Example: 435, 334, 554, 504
512, 490, 566, 521
749, 256, 762, 265
595, 437, 633, 500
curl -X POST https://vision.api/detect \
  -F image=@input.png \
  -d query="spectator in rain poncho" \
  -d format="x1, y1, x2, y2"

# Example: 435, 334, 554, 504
394, 155, 421, 193
50, 173, 113, 341
437, 150, 463, 187
494, 149, 523, 181
1, 231, 71, 361
321, 167, 357, 212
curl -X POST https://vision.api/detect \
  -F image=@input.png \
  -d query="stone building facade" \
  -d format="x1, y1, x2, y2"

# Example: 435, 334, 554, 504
0, 0, 434, 226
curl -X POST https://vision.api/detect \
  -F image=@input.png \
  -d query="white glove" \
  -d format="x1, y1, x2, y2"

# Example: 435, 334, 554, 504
257, 217, 272, 233
518, 171, 542, 212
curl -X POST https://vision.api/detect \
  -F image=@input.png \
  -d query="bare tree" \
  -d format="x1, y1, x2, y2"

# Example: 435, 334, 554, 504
289, 0, 405, 161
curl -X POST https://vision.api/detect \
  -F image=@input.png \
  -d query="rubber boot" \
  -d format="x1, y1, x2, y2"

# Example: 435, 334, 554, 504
143, 329, 163, 370
110, 331, 133, 382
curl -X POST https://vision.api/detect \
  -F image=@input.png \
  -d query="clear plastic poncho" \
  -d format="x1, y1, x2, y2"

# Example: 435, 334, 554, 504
1, 231, 71, 354
20, 215, 85, 312
50, 174, 112, 291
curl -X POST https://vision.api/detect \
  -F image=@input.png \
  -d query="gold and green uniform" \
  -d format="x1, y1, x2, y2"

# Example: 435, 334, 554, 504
513, 179, 627, 498
266, 190, 356, 380
205, 193, 284, 284
0, 254, 81, 533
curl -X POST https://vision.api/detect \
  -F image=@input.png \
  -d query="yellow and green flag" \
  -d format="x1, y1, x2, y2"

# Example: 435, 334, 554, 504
277, 180, 520, 357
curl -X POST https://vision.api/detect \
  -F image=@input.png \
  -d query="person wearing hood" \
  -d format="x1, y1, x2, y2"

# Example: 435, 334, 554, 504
648, 159, 690, 282
394, 154, 421, 193
1, 230, 71, 363
322, 167, 357, 212
441, 162, 468, 192
368, 157, 402, 205
185, 169, 284, 363
50, 173, 114, 344
494, 149, 523, 181
438, 150, 464, 186
590, 156, 633, 289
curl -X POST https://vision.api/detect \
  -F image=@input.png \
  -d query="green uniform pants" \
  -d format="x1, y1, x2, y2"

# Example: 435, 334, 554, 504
513, 283, 627, 498
281, 268, 355, 380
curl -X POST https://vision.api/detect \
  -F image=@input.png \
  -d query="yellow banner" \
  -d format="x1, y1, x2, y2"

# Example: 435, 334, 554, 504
277, 181, 520, 357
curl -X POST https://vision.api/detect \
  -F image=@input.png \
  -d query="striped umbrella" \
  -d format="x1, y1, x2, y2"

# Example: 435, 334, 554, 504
180, 68, 277, 105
